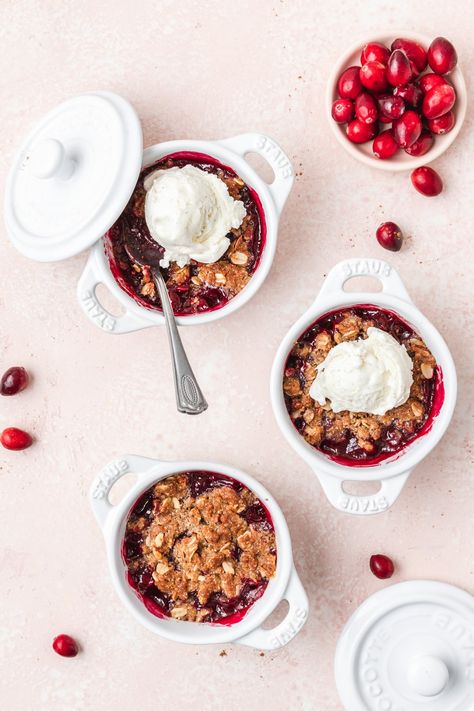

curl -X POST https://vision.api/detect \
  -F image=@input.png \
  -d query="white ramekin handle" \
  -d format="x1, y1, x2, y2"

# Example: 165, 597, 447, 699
90, 454, 159, 529
316, 469, 412, 515
217, 133, 294, 215
317, 258, 413, 303
236, 567, 308, 650
77, 250, 155, 334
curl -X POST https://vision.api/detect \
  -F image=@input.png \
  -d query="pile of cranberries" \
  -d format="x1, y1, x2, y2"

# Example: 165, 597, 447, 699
332, 36, 458, 165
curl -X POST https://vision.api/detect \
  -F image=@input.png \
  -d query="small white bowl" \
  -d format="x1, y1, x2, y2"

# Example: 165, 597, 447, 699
271, 258, 457, 515
90, 455, 308, 649
77, 134, 294, 333
326, 31, 467, 172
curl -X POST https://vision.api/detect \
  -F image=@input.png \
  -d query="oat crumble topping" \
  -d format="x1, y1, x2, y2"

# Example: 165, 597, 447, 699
106, 154, 263, 315
123, 472, 277, 623
283, 306, 438, 462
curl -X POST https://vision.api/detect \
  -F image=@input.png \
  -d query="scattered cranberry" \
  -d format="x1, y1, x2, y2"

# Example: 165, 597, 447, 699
422, 83, 456, 119
0, 367, 29, 396
427, 111, 455, 135
411, 166, 443, 196
405, 130, 434, 156
370, 554, 395, 579
392, 110, 422, 148
332, 98, 354, 123
1, 427, 33, 450
391, 38, 428, 75
394, 82, 423, 108
360, 41, 390, 65
386, 49, 412, 86
376, 222, 403, 251
428, 37, 458, 75
355, 92, 379, 124
419, 73, 450, 94
346, 119, 377, 143
373, 130, 398, 159
337, 66, 363, 99
377, 94, 405, 120
360, 61, 388, 93
52, 635, 79, 658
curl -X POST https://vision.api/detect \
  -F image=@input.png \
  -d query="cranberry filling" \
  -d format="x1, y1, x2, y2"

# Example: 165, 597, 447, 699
105, 152, 266, 316
284, 305, 442, 464
122, 471, 276, 625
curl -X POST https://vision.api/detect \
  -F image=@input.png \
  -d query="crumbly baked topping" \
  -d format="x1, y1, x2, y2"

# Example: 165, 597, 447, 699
124, 472, 276, 623
284, 308, 437, 461
107, 156, 262, 315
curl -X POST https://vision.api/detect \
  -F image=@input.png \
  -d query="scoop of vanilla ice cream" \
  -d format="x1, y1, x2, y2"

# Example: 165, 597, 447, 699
309, 327, 413, 415
144, 164, 246, 268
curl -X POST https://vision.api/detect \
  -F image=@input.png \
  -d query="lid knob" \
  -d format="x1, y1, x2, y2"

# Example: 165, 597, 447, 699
27, 138, 75, 181
407, 655, 450, 697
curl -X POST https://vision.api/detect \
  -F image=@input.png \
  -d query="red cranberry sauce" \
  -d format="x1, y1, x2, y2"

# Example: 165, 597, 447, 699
285, 305, 441, 464
122, 471, 275, 625
105, 153, 265, 316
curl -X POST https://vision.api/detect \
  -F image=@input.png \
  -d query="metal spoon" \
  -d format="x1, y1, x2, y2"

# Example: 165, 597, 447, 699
124, 232, 208, 415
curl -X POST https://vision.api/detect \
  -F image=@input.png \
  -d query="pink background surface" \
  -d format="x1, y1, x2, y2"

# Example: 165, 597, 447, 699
0, 1, 473, 709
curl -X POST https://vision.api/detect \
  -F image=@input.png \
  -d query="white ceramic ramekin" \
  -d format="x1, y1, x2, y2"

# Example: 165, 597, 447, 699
271, 258, 457, 515
326, 31, 467, 172
90, 455, 308, 649
77, 134, 294, 333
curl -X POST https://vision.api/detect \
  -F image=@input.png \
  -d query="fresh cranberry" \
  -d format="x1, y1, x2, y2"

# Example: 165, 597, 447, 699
376, 222, 403, 251
52, 635, 79, 658
386, 49, 413, 86
346, 119, 377, 143
422, 84, 456, 119
427, 111, 456, 134
0, 367, 29, 396
428, 36, 458, 75
370, 554, 395, 579
355, 92, 379, 124
373, 130, 398, 159
419, 73, 450, 94
337, 66, 363, 100
377, 94, 405, 120
360, 61, 388, 92
360, 41, 390, 65
411, 166, 443, 196
1, 427, 33, 450
394, 82, 423, 108
378, 114, 393, 125
392, 110, 422, 148
405, 130, 434, 156
331, 98, 354, 123
391, 38, 428, 74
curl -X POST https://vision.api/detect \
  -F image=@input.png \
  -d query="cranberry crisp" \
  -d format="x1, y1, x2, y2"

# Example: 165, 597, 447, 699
283, 306, 438, 462
123, 472, 276, 624
105, 153, 265, 316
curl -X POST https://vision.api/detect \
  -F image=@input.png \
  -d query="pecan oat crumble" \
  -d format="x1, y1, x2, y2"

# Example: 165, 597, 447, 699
123, 472, 276, 623
105, 153, 264, 316
283, 306, 438, 462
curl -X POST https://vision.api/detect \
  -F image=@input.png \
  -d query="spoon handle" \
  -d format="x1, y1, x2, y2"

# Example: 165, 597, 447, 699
152, 269, 208, 415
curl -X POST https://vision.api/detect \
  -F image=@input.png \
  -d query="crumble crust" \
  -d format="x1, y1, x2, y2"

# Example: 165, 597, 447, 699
283, 311, 437, 457
125, 473, 277, 623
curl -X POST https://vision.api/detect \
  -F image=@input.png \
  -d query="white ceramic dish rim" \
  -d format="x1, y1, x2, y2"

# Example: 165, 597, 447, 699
90, 455, 308, 649
77, 133, 294, 332
326, 30, 467, 172
270, 257, 457, 515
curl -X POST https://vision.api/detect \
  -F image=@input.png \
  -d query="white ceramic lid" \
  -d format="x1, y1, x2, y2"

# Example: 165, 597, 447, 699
4, 90, 143, 262
335, 580, 474, 710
